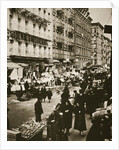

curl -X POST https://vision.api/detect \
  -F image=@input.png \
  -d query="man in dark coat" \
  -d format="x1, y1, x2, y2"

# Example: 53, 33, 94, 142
24, 81, 29, 91
86, 116, 104, 141
41, 85, 47, 102
34, 98, 43, 122
63, 101, 73, 135
74, 102, 87, 135
61, 86, 70, 103
55, 99, 72, 136
47, 88, 53, 103
73, 90, 78, 104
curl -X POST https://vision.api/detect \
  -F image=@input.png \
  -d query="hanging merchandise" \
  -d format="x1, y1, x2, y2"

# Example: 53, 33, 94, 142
10, 68, 18, 80
17, 67, 23, 79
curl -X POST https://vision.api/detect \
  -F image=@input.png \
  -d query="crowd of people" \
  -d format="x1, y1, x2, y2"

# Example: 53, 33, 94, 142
7, 65, 112, 141
45, 67, 112, 141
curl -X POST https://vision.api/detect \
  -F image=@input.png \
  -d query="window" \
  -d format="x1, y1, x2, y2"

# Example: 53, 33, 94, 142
18, 18, 21, 30
53, 25, 55, 32
57, 26, 64, 34
33, 44, 36, 48
9, 14, 13, 22
9, 14, 13, 29
39, 8, 41, 11
18, 41, 21, 46
68, 45, 73, 51
57, 10, 64, 19
18, 18, 21, 23
44, 28, 46, 31
25, 43, 28, 54
57, 42, 62, 49
48, 12, 50, 15
25, 20, 28, 25
33, 24, 36, 28
25, 43, 28, 47
68, 18, 73, 25
68, 32, 73, 38
18, 42, 22, 54
39, 25, 41, 30
65, 30, 67, 36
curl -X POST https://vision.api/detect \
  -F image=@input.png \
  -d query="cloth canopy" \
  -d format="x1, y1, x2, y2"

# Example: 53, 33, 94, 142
53, 60, 60, 63
7, 62, 22, 69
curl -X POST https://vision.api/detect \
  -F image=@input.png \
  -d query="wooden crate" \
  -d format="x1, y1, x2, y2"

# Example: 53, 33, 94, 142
7, 130, 21, 141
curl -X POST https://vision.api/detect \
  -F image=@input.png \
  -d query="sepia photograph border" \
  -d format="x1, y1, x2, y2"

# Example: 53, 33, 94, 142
0, 0, 119, 150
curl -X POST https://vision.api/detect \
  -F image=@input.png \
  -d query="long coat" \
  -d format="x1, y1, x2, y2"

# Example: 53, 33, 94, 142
61, 91, 70, 102
63, 102, 73, 130
34, 100, 43, 122
78, 94, 85, 111
41, 87, 47, 99
86, 118, 104, 141
56, 101, 72, 130
47, 90, 52, 100
74, 105, 87, 131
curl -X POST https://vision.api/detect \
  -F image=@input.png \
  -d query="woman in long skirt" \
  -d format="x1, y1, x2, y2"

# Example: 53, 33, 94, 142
74, 102, 87, 135
63, 101, 73, 135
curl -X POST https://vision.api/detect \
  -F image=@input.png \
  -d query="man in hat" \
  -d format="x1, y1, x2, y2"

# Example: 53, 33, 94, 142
34, 96, 43, 122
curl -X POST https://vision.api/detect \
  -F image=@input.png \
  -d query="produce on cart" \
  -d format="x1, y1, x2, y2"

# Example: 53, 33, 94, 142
10, 119, 46, 141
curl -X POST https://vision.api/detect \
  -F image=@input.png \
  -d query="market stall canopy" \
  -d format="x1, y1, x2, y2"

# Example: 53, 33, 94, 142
87, 64, 102, 69
45, 64, 53, 67
53, 60, 60, 63
63, 60, 71, 63
7, 62, 22, 69
18, 63, 28, 67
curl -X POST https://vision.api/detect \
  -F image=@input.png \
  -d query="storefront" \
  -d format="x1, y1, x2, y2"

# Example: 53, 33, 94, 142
7, 62, 23, 81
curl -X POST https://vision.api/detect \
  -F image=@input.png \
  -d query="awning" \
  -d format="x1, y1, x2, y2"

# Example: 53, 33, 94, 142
18, 63, 28, 67
45, 64, 54, 67
63, 60, 71, 63
53, 59, 60, 63
7, 62, 22, 69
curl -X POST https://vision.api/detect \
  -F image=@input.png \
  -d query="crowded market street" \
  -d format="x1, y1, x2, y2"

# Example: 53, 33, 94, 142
6, 8, 112, 141
7, 86, 92, 141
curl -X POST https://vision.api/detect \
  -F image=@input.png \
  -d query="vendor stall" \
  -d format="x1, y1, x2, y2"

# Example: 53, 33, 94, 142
7, 120, 46, 141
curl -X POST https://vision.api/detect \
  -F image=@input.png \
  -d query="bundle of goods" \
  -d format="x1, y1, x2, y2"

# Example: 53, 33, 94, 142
18, 119, 46, 140
92, 104, 112, 119
19, 91, 32, 101
29, 87, 39, 98
90, 104, 112, 141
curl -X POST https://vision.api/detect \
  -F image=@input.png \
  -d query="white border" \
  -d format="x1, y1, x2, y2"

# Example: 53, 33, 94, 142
0, 1, 119, 150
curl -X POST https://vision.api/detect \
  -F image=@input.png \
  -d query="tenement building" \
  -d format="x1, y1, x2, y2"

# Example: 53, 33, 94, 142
52, 8, 75, 63
7, 8, 53, 80
101, 35, 112, 67
91, 22, 104, 65
91, 22, 112, 67
7, 8, 93, 81
52, 8, 92, 69
74, 8, 92, 68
